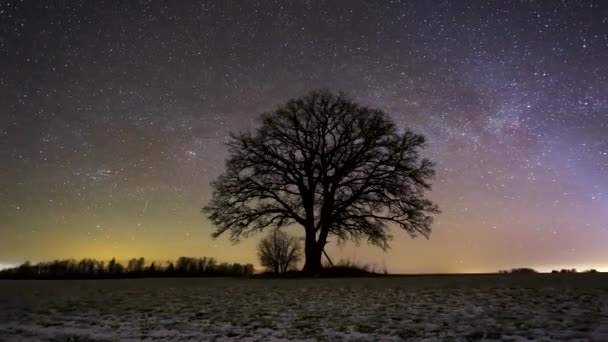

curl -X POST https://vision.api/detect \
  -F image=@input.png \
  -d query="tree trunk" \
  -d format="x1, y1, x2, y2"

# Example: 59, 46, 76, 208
302, 247, 322, 272
302, 230, 323, 272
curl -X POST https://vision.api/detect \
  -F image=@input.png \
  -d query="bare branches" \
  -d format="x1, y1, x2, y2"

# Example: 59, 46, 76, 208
257, 230, 302, 274
203, 89, 439, 266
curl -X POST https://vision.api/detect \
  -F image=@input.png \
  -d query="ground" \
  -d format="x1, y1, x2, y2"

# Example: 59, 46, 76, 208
1, 275, 607, 341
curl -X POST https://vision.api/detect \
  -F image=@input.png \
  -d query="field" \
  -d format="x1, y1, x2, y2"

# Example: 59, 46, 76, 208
1, 274, 608, 341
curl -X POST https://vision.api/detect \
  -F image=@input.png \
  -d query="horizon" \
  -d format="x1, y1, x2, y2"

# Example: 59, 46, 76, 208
2, 1, 607, 274
1, 256, 606, 275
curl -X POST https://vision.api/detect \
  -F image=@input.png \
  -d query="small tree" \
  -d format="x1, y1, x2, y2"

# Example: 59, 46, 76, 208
126, 257, 145, 273
197, 258, 208, 274
206, 258, 217, 273
243, 264, 255, 275
108, 258, 117, 274
257, 230, 302, 274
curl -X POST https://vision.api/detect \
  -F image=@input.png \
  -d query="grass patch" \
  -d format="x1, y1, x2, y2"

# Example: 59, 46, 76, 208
354, 323, 376, 333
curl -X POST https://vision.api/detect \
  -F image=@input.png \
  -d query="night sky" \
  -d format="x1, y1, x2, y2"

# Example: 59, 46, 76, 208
1, 1, 607, 273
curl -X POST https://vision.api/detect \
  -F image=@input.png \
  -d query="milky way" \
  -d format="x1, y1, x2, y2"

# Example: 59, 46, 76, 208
1, 1, 607, 272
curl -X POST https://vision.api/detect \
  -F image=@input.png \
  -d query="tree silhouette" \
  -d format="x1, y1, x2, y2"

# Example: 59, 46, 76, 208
127, 257, 145, 273
204, 89, 439, 272
108, 258, 117, 274
257, 230, 302, 274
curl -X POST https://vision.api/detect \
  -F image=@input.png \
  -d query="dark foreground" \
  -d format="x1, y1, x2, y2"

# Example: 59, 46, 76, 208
1, 274, 607, 341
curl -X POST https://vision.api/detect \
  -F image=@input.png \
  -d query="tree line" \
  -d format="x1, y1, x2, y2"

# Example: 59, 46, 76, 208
0, 256, 255, 279
498, 267, 598, 274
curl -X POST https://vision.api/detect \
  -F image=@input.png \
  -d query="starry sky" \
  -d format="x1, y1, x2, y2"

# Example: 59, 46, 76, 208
1, 1, 607, 273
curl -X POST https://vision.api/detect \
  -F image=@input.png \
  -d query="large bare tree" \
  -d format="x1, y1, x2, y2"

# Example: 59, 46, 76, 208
203, 89, 439, 272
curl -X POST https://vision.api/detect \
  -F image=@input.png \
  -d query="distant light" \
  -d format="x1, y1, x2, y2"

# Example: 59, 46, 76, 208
0, 263, 16, 271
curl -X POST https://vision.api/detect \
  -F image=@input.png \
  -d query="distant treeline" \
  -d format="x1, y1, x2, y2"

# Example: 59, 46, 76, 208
498, 267, 598, 274
0, 257, 255, 279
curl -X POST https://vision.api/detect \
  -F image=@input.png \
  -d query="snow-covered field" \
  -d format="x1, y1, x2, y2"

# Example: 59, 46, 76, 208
1, 275, 607, 341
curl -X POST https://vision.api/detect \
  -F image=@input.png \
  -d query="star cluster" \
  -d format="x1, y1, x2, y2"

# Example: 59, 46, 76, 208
1, 1, 607, 272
